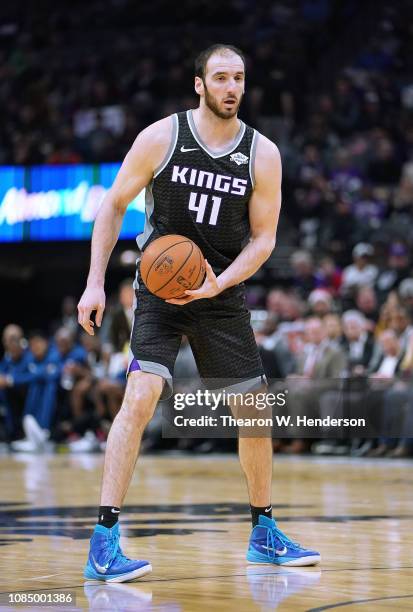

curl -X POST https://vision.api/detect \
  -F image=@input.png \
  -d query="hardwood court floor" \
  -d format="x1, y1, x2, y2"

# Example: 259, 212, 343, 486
0, 452, 412, 611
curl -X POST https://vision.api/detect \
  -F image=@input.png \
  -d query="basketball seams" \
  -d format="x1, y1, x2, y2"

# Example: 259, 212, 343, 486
142, 235, 206, 299
154, 241, 194, 296
143, 238, 191, 284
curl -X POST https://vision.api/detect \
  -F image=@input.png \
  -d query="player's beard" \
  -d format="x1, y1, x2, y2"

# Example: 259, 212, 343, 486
203, 83, 242, 119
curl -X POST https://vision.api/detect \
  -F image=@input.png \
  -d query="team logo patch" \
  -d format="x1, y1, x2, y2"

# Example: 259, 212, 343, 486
230, 152, 249, 165
155, 255, 173, 275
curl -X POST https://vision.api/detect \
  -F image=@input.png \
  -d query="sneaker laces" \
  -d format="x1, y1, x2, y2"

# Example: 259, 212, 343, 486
108, 530, 130, 564
265, 524, 302, 562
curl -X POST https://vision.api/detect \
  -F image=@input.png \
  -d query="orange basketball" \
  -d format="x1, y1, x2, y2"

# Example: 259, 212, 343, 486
140, 235, 206, 299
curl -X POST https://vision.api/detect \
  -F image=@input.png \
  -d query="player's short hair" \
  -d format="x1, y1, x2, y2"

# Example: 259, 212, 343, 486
195, 44, 246, 80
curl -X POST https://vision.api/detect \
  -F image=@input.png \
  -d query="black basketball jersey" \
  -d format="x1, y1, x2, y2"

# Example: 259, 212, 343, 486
137, 110, 258, 274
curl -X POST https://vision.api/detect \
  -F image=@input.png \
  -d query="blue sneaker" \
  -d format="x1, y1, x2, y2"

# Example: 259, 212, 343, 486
246, 516, 321, 566
84, 523, 152, 582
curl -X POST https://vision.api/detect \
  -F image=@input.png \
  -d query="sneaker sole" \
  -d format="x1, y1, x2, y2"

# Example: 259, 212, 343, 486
247, 555, 321, 567
84, 563, 152, 582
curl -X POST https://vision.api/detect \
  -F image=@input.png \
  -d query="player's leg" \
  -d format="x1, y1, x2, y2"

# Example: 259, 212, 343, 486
84, 371, 162, 583
100, 370, 162, 507
100, 372, 164, 507
84, 281, 185, 583
238, 436, 272, 512
189, 289, 320, 566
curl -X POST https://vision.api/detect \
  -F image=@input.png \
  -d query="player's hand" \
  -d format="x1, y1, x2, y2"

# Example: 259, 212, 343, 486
77, 285, 106, 335
166, 260, 221, 305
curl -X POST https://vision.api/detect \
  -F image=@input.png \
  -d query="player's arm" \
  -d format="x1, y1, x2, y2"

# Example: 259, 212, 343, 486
216, 135, 281, 291
78, 117, 172, 335
167, 134, 281, 304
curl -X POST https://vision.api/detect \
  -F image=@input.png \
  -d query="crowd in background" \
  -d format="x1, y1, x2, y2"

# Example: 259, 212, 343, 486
0, 281, 134, 452
1, 0, 413, 455
1, 264, 413, 457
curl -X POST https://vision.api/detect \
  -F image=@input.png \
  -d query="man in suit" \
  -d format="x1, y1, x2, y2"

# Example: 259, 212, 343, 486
341, 310, 375, 374
286, 317, 347, 452
316, 310, 376, 456
295, 317, 347, 380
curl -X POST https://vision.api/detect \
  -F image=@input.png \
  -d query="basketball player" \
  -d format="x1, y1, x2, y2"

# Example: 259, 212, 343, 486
78, 44, 320, 582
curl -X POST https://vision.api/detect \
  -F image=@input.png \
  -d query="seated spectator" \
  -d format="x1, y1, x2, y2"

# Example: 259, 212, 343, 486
341, 310, 375, 375
94, 350, 127, 422
355, 286, 380, 326
282, 292, 305, 322
0, 325, 31, 442
324, 313, 343, 345
290, 250, 318, 298
315, 311, 376, 456
370, 331, 413, 457
369, 329, 404, 379
69, 334, 104, 423
329, 146, 362, 190
364, 329, 405, 456
375, 242, 410, 304
50, 328, 90, 441
255, 317, 296, 379
308, 289, 333, 317
352, 183, 387, 234
315, 256, 342, 296
66, 335, 123, 453
266, 289, 304, 322
374, 291, 401, 338
285, 317, 347, 454
266, 289, 288, 318
341, 243, 378, 299
388, 305, 413, 353
12, 331, 61, 452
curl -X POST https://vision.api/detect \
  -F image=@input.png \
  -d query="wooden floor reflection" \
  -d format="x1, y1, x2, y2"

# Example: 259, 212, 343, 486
0, 452, 412, 611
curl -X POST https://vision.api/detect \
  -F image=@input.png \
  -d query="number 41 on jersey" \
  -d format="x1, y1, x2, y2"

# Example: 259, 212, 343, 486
188, 192, 222, 225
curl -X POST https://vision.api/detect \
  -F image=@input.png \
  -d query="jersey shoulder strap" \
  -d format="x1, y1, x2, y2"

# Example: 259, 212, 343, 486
153, 114, 179, 178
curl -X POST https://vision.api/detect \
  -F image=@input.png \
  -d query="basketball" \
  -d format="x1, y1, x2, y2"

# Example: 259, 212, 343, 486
140, 234, 206, 299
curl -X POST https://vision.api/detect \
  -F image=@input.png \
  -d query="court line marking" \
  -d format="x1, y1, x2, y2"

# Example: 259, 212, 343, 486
23, 573, 67, 581
2, 565, 413, 593
127, 565, 413, 583
305, 594, 413, 611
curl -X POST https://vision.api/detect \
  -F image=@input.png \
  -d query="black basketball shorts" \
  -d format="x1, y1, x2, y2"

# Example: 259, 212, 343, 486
128, 273, 265, 400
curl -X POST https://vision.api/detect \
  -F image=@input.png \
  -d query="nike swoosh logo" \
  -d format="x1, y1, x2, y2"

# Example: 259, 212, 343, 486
265, 506, 272, 512
92, 554, 110, 574
111, 508, 120, 513
180, 146, 199, 152
262, 545, 287, 556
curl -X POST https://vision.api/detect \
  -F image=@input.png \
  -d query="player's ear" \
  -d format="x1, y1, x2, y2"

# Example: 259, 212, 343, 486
195, 76, 204, 96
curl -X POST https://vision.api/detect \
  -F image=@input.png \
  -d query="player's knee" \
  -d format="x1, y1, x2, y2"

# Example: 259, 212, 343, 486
122, 372, 163, 424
